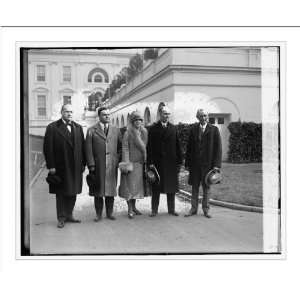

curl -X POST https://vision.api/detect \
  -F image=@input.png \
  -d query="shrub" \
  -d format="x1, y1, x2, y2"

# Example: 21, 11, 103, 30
119, 121, 262, 163
227, 121, 262, 163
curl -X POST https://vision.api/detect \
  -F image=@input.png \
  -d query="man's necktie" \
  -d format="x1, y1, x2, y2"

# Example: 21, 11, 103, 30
199, 125, 203, 141
104, 125, 108, 136
66, 122, 72, 133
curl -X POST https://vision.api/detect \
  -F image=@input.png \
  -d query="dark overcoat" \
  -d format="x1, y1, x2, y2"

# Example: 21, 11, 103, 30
147, 122, 183, 193
43, 119, 85, 195
85, 123, 122, 197
185, 122, 222, 186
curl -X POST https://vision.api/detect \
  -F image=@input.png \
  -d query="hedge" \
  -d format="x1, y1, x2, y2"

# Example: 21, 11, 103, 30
227, 122, 262, 163
120, 121, 262, 163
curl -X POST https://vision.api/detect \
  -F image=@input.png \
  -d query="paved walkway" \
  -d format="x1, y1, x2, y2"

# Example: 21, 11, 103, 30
30, 168, 263, 255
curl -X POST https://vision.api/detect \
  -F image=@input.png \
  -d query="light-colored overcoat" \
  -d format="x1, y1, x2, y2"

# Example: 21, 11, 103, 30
118, 127, 148, 199
85, 122, 122, 197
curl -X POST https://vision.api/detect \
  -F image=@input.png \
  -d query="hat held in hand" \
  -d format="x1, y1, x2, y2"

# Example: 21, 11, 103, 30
86, 172, 97, 189
46, 173, 62, 186
205, 169, 222, 186
146, 164, 160, 184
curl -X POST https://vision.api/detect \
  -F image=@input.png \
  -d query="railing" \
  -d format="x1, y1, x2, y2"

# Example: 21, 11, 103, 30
29, 135, 45, 181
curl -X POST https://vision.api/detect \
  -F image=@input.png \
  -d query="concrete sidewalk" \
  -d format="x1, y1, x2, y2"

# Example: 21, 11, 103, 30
30, 168, 263, 255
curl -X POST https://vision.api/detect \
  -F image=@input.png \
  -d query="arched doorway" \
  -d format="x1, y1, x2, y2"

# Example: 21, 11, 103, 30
156, 102, 166, 121
144, 107, 151, 126
208, 97, 241, 161
116, 117, 120, 128
121, 115, 125, 127
87, 67, 110, 83
127, 113, 130, 125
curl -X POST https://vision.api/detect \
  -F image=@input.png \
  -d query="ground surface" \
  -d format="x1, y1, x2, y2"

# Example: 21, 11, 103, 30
179, 163, 262, 207
29, 168, 263, 255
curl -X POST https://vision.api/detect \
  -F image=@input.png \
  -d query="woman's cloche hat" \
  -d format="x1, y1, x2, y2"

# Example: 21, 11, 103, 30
130, 111, 143, 123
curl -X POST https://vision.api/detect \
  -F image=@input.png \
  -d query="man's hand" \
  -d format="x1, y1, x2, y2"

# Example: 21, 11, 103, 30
89, 166, 95, 172
49, 168, 56, 174
213, 167, 220, 171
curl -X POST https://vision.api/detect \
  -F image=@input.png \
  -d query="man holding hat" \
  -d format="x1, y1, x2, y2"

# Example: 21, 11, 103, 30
147, 104, 183, 217
43, 104, 85, 228
184, 108, 222, 218
85, 107, 122, 221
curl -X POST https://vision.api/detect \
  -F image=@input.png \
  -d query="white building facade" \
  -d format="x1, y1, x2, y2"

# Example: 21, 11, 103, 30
27, 47, 279, 160
107, 48, 278, 160
28, 49, 134, 135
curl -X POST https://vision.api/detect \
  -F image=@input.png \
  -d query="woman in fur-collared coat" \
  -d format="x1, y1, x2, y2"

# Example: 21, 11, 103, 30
118, 111, 148, 219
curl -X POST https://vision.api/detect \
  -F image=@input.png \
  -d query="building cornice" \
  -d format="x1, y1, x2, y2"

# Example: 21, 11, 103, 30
109, 64, 264, 107
28, 49, 135, 58
109, 81, 262, 114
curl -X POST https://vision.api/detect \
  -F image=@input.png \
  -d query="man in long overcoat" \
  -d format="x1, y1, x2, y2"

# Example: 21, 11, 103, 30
43, 104, 85, 228
185, 108, 222, 218
85, 107, 122, 221
147, 105, 183, 217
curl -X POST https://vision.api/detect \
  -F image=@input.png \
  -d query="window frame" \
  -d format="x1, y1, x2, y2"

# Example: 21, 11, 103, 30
62, 65, 72, 83
36, 93, 47, 119
36, 64, 46, 82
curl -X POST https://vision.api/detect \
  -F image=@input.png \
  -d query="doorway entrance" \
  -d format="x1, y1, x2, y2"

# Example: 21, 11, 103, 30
208, 113, 231, 161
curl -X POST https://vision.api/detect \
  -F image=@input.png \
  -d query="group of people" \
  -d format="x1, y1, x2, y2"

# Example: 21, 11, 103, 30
43, 103, 222, 229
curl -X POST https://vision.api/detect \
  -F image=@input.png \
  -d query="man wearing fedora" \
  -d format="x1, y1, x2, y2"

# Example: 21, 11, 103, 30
85, 107, 122, 221
43, 104, 85, 228
184, 108, 222, 218
147, 104, 183, 217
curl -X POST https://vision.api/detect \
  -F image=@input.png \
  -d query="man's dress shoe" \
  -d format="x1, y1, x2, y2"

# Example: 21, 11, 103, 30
168, 211, 179, 216
107, 215, 116, 221
57, 221, 65, 228
184, 211, 197, 217
94, 215, 102, 222
204, 212, 212, 218
66, 217, 81, 223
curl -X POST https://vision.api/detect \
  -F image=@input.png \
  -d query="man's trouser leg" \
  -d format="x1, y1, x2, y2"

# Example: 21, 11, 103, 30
105, 196, 114, 217
151, 187, 160, 214
202, 183, 211, 214
167, 193, 175, 213
56, 194, 67, 222
94, 196, 104, 217
66, 195, 76, 219
190, 182, 200, 214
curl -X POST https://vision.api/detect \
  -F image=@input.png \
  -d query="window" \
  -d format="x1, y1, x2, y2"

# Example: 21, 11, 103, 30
37, 95, 46, 117
37, 65, 46, 82
63, 95, 72, 105
94, 74, 103, 83
63, 66, 71, 82
88, 68, 109, 83
209, 117, 215, 124
218, 117, 224, 124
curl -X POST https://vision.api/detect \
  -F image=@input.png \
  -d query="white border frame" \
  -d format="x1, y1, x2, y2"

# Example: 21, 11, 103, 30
15, 40, 285, 260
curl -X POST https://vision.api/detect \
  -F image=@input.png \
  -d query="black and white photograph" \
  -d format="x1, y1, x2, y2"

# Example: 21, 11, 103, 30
20, 45, 282, 256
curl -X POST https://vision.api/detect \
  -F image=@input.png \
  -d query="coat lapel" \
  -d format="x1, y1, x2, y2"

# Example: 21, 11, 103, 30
56, 119, 74, 148
203, 123, 211, 136
160, 122, 172, 140
94, 122, 107, 140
